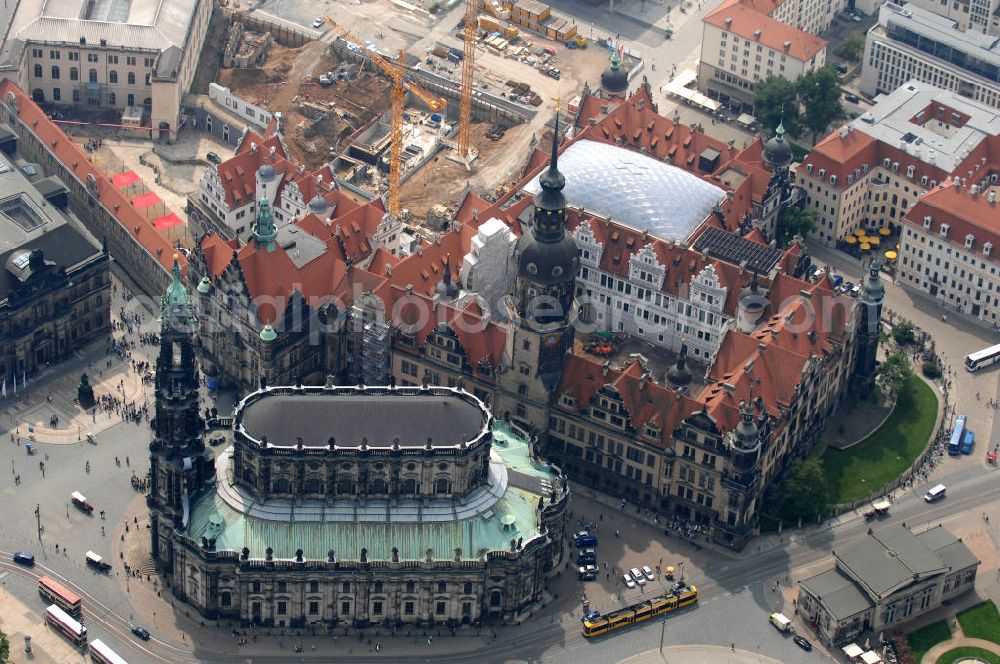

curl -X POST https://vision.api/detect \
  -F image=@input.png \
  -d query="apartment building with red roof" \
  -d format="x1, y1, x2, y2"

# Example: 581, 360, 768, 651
697, 0, 829, 112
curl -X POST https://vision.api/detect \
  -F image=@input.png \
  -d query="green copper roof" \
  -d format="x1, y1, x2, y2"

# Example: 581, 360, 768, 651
197, 276, 212, 295
164, 254, 189, 307
260, 324, 277, 342
187, 426, 562, 562
253, 196, 278, 249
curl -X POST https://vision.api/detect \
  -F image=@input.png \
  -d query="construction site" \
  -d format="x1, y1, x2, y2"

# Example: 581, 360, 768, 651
209, 0, 610, 225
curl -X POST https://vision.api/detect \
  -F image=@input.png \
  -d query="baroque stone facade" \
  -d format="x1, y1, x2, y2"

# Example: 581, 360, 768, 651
148, 259, 568, 627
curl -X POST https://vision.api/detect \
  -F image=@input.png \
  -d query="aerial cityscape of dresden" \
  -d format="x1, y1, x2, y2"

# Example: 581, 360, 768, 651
0, 0, 998, 661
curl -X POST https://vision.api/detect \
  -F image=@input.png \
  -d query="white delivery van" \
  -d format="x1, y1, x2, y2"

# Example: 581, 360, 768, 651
924, 484, 946, 502
769, 612, 793, 632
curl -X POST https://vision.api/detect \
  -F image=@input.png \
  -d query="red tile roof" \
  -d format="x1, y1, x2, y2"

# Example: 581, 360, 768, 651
0, 80, 184, 277
704, 0, 827, 62
904, 180, 1000, 259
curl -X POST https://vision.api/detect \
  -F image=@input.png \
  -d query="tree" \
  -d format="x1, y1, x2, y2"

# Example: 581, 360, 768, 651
834, 32, 865, 62
891, 319, 916, 345
777, 206, 819, 245
782, 458, 829, 520
754, 76, 802, 138
922, 362, 943, 379
798, 67, 847, 143
0, 629, 8, 664
877, 352, 912, 396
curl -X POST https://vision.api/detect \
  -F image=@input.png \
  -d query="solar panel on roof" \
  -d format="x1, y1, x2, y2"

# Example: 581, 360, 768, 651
693, 227, 783, 274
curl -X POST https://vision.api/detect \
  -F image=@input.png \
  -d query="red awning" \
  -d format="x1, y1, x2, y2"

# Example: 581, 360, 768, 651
132, 191, 162, 208
111, 170, 141, 187
154, 213, 183, 231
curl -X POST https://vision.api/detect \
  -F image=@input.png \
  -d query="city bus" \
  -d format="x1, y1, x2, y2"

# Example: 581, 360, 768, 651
45, 604, 87, 646
948, 415, 967, 456
38, 576, 82, 618
90, 638, 129, 664
582, 584, 698, 638
965, 343, 1000, 372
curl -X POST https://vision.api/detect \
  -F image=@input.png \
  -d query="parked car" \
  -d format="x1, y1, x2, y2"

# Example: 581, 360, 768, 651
578, 564, 598, 581
841, 281, 855, 294
312, 18, 325, 28
12, 552, 34, 566
573, 530, 590, 540
835, 63, 849, 74
547, 68, 561, 80
630, 567, 647, 586
793, 635, 812, 651
622, 573, 637, 589
845, 93, 860, 103
642, 565, 655, 581
131, 625, 151, 641
575, 535, 598, 547
206, 151, 222, 164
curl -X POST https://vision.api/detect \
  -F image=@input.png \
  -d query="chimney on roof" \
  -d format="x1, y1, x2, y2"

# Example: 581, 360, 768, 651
989, 190, 997, 205
725, 16, 733, 25
971, 184, 980, 197
639, 373, 649, 391
753, 29, 762, 40
270, 146, 276, 158
385, 263, 392, 276
783, 41, 791, 51
472, 208, 479, 222
602, 361, 611, 376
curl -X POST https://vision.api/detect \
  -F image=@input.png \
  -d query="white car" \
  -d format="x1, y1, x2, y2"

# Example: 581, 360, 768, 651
630, 568, 647, 586
573, 530, 590, 540
642, 565, 655, 581
312, 18, 325, 28
622, 573, 637, 589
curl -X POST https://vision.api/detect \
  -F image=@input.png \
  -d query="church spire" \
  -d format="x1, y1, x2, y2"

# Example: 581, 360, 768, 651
253, 195, 278, 250
533, 114, 567, 238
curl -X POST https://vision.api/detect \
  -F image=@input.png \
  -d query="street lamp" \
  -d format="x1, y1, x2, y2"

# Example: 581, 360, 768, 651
659, 617, 667, 653
679, 562, 685, 582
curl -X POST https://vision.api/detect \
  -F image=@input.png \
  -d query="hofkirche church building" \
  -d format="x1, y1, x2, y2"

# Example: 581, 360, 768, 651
179, 82, 884, 561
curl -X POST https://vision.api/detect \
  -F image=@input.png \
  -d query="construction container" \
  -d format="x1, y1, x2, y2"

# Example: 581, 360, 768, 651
432, 46, 449, 58
478, 16, 501, 32
504, 25, 519, 38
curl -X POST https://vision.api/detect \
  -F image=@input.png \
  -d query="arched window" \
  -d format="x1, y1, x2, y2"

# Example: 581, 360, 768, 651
220, 591, 232, 607
271, 477, 290, 493
108, 92, 116, 106
490, 590, 502, 607
127, 93, 135, 106
401, 478, 417, 494
33, 64, 42, 78
143, 97, 152, 107
51, 66, 60, 79
369, 478, 387, 494
109, 70, 118, 84
337, 477, 353, 494
89, 69, 97, 83
127, 72, 135, 85
304, 477, 323, 493
70, 67, 78, 81
435, 478, 449, 494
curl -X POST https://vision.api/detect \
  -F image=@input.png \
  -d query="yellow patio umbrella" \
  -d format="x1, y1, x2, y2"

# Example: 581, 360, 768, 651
885, 250, 898, 260
869, 236, 881, 246
879, 227, 891, 236
845, 235, 858, 244
853, 228, 867, 237
860, 242, 872, 251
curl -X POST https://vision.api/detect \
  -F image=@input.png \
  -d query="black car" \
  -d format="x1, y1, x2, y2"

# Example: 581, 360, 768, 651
131, 626, 151, 641
845, 93, 860, 104
793, 635, 812, 651
577, 554, 597, 566
12, 552, 35, 566
206, 151, 222, 165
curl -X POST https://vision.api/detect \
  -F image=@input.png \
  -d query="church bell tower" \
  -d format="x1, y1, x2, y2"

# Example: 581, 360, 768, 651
852, 258, 885, 396
148, 256, 213, 574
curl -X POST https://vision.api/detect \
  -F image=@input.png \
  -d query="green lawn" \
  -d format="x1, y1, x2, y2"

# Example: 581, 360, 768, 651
908, 620, 952, 664
935, 647, 1000, 664
818, 374, 937, 503
957, 601, 1000, 645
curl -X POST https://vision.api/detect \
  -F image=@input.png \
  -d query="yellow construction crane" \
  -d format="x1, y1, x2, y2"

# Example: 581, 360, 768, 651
459, 0, 476, 157
322, 16, 447, 217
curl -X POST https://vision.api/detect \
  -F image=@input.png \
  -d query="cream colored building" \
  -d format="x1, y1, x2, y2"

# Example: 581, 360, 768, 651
799, 81, 1000, 246
0, 0, 213, 141
905, 0, 1000, 36
699, 0, 828, 112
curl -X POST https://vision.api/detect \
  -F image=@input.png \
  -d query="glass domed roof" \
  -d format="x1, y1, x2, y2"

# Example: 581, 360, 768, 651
524, 139, 726, 241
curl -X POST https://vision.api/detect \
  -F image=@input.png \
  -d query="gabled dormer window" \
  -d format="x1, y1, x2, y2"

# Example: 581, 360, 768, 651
940, 223, 949, 238
965, 234, 974, 249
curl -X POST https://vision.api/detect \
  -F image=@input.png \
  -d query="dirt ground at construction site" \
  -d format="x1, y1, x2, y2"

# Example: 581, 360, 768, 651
217, 42, 392, 168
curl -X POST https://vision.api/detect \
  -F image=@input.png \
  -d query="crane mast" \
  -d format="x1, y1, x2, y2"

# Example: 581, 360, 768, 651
459, 0, 476, 157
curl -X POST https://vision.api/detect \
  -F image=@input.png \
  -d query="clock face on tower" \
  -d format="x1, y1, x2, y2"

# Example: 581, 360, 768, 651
543, 333, 560, 348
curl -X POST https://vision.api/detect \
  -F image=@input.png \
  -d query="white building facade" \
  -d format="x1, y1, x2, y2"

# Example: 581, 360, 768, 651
460, 217, 517, 319
861, 4, 1000, 109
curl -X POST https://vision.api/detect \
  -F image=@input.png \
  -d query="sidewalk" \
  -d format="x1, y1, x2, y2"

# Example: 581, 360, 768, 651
0, 587, 88, 664
620, 644, 785, 664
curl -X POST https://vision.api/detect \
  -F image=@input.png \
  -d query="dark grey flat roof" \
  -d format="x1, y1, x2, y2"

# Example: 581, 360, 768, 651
239, 393, 487, 448
799, 568, 873, 620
